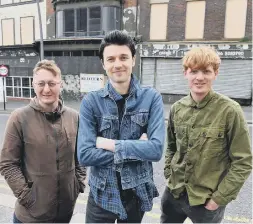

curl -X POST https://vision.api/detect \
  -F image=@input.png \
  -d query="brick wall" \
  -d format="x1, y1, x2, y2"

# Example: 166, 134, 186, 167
245, 0, 252, 40
167, 0, 186, 41
204, 0, 226, 40
138, 0, 151, 41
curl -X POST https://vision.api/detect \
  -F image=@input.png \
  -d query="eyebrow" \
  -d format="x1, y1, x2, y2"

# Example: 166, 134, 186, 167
106, 54, 129, 58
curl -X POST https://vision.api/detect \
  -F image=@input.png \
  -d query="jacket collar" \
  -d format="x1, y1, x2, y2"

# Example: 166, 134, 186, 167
181, 89, 215, 109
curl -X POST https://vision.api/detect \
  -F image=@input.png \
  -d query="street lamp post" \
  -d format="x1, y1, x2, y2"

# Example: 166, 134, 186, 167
36, 0, 44, 60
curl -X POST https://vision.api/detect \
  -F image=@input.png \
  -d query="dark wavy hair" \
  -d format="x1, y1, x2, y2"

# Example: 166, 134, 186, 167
99, 30, 136, 62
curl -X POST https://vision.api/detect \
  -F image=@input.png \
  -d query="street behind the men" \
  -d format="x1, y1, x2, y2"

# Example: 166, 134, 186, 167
0, 105, 252, 223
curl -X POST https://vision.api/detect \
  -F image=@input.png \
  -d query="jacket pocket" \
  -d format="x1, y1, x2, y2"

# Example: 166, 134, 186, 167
27, 178, 57, 220
99, 117, 113, 139
130, 111, 149, 139
201, 128, 225, 157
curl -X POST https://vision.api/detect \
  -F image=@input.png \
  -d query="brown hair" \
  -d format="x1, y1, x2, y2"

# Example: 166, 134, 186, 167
182, 47, 221, 72
33, 59, 61, 77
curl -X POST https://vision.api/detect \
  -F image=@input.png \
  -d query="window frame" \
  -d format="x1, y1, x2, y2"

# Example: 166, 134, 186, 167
56, 5, 120, 38
6, 76, 34, 98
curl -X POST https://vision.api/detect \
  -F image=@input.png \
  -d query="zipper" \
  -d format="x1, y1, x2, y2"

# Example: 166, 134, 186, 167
52, 123, 60, 217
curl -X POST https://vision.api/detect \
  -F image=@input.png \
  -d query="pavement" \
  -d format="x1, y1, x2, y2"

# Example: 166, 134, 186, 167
0, 99, 252, 123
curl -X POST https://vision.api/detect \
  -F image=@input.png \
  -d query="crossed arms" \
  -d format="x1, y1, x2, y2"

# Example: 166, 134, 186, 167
77, 93, 165, 167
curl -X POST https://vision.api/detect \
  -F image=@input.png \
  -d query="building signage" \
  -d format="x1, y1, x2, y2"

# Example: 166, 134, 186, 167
141, 44, 252, 59
80, 74, 106, 92
0, 65, 9, 77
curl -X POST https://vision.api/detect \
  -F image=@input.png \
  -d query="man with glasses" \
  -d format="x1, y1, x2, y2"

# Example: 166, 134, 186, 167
0, 60, 86, 223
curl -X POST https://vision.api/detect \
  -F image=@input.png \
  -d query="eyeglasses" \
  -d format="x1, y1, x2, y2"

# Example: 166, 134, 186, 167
34, 81, 61, 88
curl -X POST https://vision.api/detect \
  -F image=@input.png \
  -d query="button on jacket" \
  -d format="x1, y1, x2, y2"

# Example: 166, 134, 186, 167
77, 75, 165, 219
164, 90, 252, 206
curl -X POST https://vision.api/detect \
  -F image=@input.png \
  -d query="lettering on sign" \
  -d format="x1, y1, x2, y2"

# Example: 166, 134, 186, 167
80, 74, 106, 93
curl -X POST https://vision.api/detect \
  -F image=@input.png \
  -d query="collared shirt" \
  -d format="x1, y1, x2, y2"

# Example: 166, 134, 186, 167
79, 76, 164, 219
164, 90, 252, 206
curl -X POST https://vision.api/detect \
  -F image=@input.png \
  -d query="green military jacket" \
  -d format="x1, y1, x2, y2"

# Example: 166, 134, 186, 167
164, 90, 252, 206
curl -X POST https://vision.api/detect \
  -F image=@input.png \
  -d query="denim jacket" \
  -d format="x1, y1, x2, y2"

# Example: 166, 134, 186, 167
77, 75, 165, 219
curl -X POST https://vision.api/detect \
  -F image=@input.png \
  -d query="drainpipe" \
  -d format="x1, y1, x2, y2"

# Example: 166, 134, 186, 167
136, 0, 139, 37
37, 0, 44, 60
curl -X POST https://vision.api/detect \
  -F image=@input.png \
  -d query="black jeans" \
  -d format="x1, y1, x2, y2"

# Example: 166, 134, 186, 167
160, 187, 226, 223
85, 191, 144, 223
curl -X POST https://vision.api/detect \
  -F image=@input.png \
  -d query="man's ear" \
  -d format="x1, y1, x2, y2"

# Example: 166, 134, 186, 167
132, 56, 136, 67
214, 69, 219, 79
101, 59, 105, 70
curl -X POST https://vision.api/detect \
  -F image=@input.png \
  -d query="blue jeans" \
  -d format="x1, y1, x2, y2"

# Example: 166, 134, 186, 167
13, 213, 22, 223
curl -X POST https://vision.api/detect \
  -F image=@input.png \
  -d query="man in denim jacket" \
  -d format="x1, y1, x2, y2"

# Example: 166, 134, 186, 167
77, 30, 165, 223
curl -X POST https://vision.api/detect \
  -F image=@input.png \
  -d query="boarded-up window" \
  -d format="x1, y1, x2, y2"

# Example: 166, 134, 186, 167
150, 4, 168, 40
1, 0, 13, 5
2, 18, 15, 46
20, 17, 34, 44
224, 0, 247, 38
185, 1, 206, 39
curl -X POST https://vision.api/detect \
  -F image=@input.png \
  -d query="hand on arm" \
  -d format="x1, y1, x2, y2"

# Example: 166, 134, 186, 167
114, 92, 165, 163
96, 133, 149, 152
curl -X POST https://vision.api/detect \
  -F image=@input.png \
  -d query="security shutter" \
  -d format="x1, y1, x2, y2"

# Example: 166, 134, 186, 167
214, 60, 252, 99
156, 59, 188, 94
141, 58, 155, 87
141, 58, 252, 99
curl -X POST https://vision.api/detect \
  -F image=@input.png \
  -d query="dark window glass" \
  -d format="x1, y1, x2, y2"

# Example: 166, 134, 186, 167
14, 77, 21, 86
77, 8, 87, 36
31, 88, 35, 97
6, 87, 13, 97
63, 51, 71, 56
6, 77, 13, 86
44, 51, 53, 57
82, 50, 97, 56
22, 77, 30, 87
22, 88, 30, 98
52, 51, 63, 56
14, 87, 21, 97
64, 9, 74, 36
72, 51, 82, 56
89, 7, 101, 35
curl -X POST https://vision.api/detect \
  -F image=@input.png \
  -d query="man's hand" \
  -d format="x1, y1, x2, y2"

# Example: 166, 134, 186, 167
96, 137, 115, 152
140, 133, 148, 140
96, 133, 148, 152
205, 199, 219, 211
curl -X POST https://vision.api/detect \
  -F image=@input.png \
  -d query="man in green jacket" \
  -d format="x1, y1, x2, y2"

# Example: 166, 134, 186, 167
160, 47, 252, 223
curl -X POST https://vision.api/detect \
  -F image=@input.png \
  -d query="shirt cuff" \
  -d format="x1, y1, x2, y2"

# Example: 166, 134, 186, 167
211, 191, 229, 206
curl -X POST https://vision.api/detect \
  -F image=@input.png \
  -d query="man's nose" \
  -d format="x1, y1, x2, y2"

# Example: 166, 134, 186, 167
43, 83, 51, 92
114, 58, 122, 67
196, 71, 204, 79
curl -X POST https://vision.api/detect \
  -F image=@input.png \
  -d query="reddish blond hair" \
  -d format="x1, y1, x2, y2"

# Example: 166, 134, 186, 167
182, 47, 221, 72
